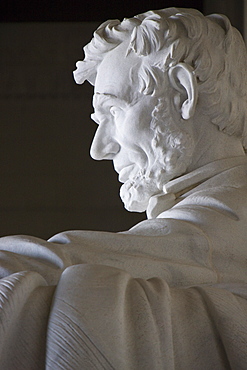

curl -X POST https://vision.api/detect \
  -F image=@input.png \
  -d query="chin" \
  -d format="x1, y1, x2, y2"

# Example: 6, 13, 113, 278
119, 157, 192, 213
119, 172, 163, 213
120, 177, 159, 212
119, 182, 149, 212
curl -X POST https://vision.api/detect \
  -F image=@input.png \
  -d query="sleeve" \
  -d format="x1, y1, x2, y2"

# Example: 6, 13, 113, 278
0, 214, 216, 287
46, 264, 247, 369
0, 271, 55, 369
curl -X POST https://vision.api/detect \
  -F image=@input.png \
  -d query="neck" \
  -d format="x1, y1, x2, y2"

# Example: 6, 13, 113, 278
147, 155, 247, 219
186, 115, 246, 173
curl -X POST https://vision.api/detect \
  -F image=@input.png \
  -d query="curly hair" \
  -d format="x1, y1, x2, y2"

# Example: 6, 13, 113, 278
74, 7, 247, 150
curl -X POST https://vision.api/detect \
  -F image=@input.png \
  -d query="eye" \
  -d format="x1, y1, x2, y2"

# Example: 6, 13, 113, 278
110, 106, 121, 117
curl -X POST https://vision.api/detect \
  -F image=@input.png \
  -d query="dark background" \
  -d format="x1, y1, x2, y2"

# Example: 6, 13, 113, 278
1, 1, 203, 22
0, 0, 244, 31
0, 1, 244, 238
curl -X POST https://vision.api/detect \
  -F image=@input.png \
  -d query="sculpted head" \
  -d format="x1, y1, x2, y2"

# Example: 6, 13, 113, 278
74, 7, 247, 214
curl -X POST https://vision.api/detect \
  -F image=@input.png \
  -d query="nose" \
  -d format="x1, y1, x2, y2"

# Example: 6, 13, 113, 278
90, 126, 120, 160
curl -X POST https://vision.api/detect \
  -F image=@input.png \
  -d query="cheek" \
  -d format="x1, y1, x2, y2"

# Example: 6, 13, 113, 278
122, 108, 152, 139
116, 122, 155, 169
113, 113, 137, 143
113, 99, 156, 158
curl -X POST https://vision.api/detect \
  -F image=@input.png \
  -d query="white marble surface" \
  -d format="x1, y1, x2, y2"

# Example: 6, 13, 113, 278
1, 7, 247, 369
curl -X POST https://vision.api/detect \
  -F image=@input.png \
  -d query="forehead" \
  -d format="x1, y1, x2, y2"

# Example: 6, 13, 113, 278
94, 42, 142, 102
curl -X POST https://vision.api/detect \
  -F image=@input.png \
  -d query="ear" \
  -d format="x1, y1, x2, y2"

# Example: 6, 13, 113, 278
168, 63, 198, 120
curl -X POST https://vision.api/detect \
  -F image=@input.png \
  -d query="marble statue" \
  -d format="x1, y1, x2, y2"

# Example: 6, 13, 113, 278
1, 7, 247, 369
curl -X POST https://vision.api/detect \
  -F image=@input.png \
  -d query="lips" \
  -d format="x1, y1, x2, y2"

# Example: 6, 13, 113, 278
118, 164, 137, 183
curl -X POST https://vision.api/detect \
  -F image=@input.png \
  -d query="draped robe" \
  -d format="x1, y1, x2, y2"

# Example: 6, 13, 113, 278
0, 156, 247, 369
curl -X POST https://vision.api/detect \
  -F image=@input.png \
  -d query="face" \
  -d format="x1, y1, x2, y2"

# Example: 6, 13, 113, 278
90, 43, 194, 213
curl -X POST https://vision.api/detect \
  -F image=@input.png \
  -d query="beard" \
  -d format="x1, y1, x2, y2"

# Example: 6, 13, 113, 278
119, 97, 195, 213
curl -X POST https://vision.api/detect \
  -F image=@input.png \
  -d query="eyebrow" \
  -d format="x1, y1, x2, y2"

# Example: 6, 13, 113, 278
93, 93, 129, 108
